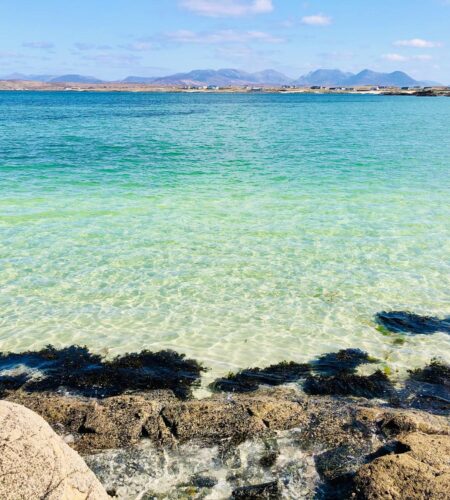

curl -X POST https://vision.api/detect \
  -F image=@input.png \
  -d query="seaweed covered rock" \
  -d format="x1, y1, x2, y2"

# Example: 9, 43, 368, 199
375, 311, 450, 335
303, 370, 394, 399
352, 432, 450, 499
0, 400, 108, 500
210, 361, 310, 393
403, 359, 450, 415
231, 480, 280, 499
210, 349, 379, 395
0, 345, 205, 400
311, 349, 378, 376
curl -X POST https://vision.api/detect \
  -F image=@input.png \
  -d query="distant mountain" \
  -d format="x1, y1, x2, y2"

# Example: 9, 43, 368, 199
294, 69, 353, 86
122, 76, 157, 83
48, 74, 103, 84
150, 68, 292, 86
345, 70, 418, 87
2, 68, 438, 87
251, 69, 292, 85
1, 73, 55, 82
294, 68, 422, 87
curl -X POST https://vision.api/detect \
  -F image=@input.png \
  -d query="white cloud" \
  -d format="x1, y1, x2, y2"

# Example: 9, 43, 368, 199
383, 53, 407, 62
180, 0, 273, 17
394, 38, 442, 48
165, 29, 283, 44
301, 14, 332, 26
382, 53, 433, 62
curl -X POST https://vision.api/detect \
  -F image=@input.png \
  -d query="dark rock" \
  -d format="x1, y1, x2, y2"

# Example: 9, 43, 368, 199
259, 450, 279, 468
403, 359, 450, 415
190, 474, 218, 489
315, 444, 372, 482
375, 311, 450, 335
303, 370, 394, 399
311, 349, 378, 376
0, 345, 206, 400
232, 480, 280, 499
210, 361, 310, 393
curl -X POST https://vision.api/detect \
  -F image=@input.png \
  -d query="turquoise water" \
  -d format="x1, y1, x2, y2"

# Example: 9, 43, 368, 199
1, 91, 449, 384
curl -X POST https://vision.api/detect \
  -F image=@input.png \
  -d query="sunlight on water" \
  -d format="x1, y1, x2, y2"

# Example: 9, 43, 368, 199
1, 92, 449, 384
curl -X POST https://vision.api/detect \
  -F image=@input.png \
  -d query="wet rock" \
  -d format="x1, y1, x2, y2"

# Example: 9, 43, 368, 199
352, 432, 450, 499
259, 450, 279, 468
403, 359, 450, 415
231, 480, 280, 499
0, 400, 108, 500
210, 361, 310, 393
315, 444, 372, 482
190, 474, 218, 489
375, 311, 450, 335
311, 349, 378, 376
303, 370, 394, 399
0, 345, 205, 400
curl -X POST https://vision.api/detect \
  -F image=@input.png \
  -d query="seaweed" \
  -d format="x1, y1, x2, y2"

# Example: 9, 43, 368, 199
408, 359, 450, 387
403, 359, 450, 414
209, 361, 310, 393
0, 345, 206, 400
231, 481, 280, 499
210, 349, 381, 394
303, 370, 394, 399
375, 311, 450, 335
311, 349, 378, 376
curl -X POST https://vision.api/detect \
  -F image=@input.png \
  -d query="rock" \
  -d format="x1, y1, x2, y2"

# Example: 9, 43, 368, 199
403, 359, 450, 415
6, 390, 176, 454
354, 406, 450, 437
0, 345, 205, 400
375, 311, 450, 335
0, 400, 108, 500
231, 480, 280, 499
352, 432, 450, 499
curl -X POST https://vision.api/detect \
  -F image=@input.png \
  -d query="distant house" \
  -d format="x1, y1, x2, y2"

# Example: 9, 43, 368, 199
207, 85, 219, 90
310, 85, 324, 90
250, 87, 263, 92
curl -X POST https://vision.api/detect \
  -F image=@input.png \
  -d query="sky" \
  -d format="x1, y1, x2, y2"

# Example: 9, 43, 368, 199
1, 0, 449, 82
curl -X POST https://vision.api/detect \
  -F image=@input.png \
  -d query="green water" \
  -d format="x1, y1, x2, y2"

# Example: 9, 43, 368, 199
1, 91, 449, 383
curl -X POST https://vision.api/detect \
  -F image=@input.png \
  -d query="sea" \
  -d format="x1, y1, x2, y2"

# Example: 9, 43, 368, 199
1, 91, 449, 385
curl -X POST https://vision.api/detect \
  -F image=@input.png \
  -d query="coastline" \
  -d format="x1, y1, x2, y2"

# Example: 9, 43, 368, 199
1, 79, 449, 96
1, 344, 449, 498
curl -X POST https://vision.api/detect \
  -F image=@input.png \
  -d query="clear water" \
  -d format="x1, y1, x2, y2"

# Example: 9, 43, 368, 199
1, 92, 449, 385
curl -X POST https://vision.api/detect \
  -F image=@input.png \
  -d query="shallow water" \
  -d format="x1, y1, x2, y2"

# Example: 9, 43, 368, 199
86, 429, 318, 499
1, 92, 449, 384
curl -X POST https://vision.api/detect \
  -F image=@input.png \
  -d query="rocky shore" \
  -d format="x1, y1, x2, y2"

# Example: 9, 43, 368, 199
0, 340, 449, 499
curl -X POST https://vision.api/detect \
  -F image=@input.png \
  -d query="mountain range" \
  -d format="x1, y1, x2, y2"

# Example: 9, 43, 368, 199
0, 68, 438, 87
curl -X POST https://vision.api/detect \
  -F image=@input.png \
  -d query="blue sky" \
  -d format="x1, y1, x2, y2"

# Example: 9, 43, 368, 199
1, 0, 449, 82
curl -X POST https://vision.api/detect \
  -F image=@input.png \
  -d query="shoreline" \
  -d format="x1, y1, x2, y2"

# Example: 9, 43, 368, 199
1, 343, 449, 498
1, 80, 449, 96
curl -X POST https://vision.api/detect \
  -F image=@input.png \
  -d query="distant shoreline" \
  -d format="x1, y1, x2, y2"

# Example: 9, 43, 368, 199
1, 80, 449, 96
